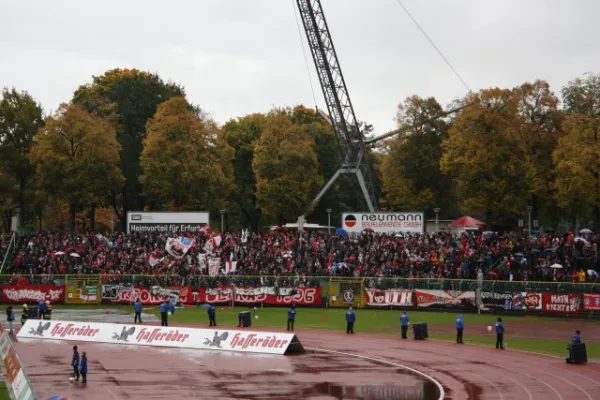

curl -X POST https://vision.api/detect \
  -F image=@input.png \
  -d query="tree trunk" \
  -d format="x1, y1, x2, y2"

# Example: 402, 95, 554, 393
593, 205, 599, 232
89, 205, 96, 231
38, 214, 42, 232
485, 210, 492, 230
18, 177, 26, 227
68, 202, 76, 233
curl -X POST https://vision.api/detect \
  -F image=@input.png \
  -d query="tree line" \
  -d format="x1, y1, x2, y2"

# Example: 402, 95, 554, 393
0, 68, 598, 233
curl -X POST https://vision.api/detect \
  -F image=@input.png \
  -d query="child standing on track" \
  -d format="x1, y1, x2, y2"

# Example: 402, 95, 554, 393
80, 351, 88, 384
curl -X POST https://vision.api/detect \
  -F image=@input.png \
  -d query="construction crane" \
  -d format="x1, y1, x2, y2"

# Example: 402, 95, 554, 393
296, 0, 468, 216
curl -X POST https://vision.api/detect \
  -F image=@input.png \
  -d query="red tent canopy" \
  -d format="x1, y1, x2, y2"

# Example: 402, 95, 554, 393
447, 216, 486, 228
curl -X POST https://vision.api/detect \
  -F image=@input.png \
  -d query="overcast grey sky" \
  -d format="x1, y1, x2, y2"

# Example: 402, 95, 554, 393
1, 0, 598, 134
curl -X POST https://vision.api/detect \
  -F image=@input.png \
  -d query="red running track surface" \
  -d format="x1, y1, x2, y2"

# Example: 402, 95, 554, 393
12, 323, 600, 400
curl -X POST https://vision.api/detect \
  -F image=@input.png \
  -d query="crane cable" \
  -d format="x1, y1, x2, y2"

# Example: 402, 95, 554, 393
292, 0, 319, 109
394, 0, 472, 93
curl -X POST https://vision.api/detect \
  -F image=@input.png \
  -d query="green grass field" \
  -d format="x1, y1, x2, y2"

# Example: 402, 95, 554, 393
49, 304, 600, 359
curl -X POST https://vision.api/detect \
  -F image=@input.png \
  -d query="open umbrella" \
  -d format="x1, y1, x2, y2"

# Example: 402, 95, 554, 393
580, 228, 593, 234
335, 228, 347, 235
447, 216, 486, 228
550, 263, 563, 269
574, 237, 589, 244
54, 251, 65, 256
69, 252, 80, 258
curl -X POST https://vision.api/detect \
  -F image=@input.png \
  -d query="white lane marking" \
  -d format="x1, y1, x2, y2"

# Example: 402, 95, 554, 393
305, 346, 445, 400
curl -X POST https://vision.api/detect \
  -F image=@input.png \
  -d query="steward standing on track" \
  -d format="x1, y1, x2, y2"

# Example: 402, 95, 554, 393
44, 301, 52, 320
400, 312, 409, 339
346, 307, 356, 334
208, 304, 216, 327
495, 317, 505, 349
287, 305, 296, 331
456, 314, 464, 344
21, 304, 29, 326
133, 298, 143, 323
71, 345, 80, 381
160, 300, 169, 327
38, 298, 46, 319
6, 306, 14, 335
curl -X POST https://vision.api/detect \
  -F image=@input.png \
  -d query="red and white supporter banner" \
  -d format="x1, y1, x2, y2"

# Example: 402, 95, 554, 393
365, 288, 413, 307
583, 293, 600, 311
415, 289, 476, 308
1, 284, 65, 304
101, 285, 321, 306
511, 292, 542, 311
542, 293, 581, 314
17, 320, 302, 355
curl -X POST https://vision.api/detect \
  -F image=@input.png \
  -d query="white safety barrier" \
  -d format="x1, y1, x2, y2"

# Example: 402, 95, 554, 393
0, 330, 36, 400
17, 320, 304, 355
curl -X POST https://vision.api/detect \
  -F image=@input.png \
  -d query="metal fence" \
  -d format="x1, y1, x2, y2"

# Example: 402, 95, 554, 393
1, 274, 598, 294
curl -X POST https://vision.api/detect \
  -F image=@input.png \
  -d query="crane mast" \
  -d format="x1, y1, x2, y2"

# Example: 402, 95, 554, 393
296, 0, 378, 212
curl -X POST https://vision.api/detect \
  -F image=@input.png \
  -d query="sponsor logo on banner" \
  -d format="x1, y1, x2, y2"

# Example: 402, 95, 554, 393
583, 293, 600, 311
1, 284, 65, 303
415, 289, 476, 308
542, 293, 580, 314
66, 279, 100, 304
341, 212, 424, 233
17, 320, 296, 355
343, 290, 354, 304
365, 289, 413, 306
126, 211, 209, 233
511, 292, 542, 311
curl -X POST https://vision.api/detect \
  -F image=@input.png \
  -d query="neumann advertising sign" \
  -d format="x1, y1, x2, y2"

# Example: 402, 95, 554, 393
126, 212, 209, 233
341, 212, 424, 233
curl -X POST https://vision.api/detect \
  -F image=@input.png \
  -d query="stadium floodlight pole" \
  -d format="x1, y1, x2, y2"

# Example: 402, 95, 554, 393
219, 210, 226, 233
526, 206, 533, 239
326, 208, 332, 233
433, 207, 440, 233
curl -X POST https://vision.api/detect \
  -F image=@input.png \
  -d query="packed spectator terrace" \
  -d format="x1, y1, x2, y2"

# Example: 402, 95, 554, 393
1, 230, 598, 287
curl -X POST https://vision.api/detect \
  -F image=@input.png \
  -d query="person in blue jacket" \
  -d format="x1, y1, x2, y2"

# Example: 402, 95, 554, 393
572, 330, 581, 345
133, 298, 143, 324
456, 314, 464, 344
400, 312, 409, 339
71, 345, 80, 381
208, 304, 216, 327
287, 305, 296, 331
38, 298, 46, 319
346, 307, 356, 334
160, 300, 169, 326
80, 351, 88, 384
495, 317, 505, 349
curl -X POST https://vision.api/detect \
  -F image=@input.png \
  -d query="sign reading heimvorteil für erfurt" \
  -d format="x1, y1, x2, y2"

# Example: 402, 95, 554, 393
126, 212, 209, 234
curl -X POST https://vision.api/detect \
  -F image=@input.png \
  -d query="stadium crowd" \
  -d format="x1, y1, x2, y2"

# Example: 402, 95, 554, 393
2, 229, 599, 284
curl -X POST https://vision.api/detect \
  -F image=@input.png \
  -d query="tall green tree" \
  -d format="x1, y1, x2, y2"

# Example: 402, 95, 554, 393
73, 68, 185, 229
440, 88, 530, 222
0, 88, 44, 228
514, 80, 564, 227
140, 97, 234, 212
380, 96, 456, 216
222, 113, 268, 231
30, 104, 123, 231
253, 112, 322, 225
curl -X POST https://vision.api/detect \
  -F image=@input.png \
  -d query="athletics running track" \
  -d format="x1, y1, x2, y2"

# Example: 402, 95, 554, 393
13, 324, 600, 399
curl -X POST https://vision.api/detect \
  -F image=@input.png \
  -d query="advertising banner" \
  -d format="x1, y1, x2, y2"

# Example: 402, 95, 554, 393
101, 285, 321, 306
126, 212, 209, 234
341, 212, 424, 234
0, 331, 36, 400
65, 278, 101, 304
542, 293, 580, 314
415, 289, 476, 308
480, 291, 511, 308
583, 293, 600, 311
17, 320, 303, 355
511, 292, 542, 311
364, 288, 413, 307
1, 284, 65, 304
